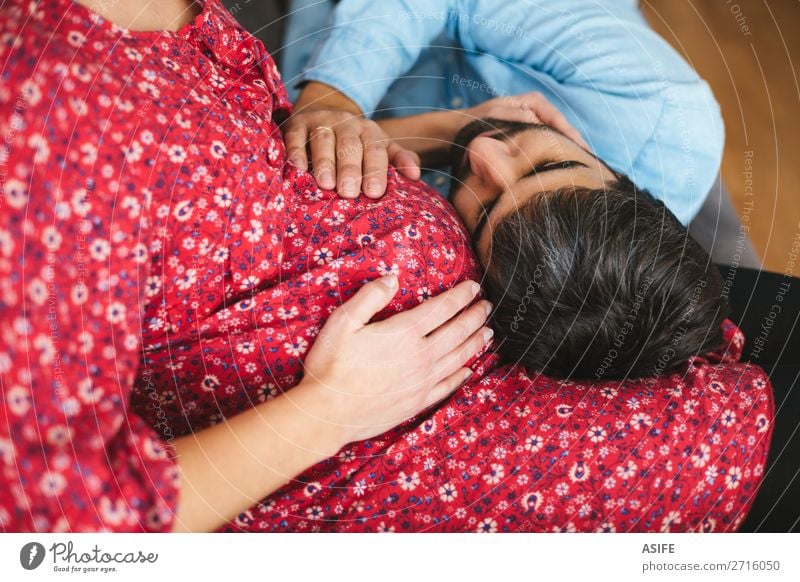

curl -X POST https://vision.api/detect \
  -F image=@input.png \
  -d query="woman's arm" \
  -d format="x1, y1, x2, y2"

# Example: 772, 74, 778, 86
0, 132, 487, 534
171, 381, 341, 532
172, 277, 491, 532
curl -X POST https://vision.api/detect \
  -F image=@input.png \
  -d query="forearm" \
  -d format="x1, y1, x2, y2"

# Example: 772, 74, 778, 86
172, 379, 345, 532
376, 110, 464, 168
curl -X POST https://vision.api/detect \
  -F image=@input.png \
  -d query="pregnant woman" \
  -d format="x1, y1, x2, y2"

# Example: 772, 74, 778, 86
0, 0, 772, 532
0, 0, 491, 532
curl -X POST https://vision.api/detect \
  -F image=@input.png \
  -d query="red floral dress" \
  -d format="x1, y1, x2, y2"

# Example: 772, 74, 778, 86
0, 0, 774, 532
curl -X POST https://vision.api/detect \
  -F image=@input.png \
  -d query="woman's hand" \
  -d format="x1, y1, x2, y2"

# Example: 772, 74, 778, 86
301, 276, 493, 443
173, 276, 490, 531
284, 82, 420, 199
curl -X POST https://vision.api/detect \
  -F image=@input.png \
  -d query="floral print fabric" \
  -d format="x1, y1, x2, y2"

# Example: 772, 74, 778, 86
0, 0, 773, 532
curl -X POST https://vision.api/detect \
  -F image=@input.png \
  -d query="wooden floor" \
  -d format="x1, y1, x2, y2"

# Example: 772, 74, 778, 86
641, 0, 800, 273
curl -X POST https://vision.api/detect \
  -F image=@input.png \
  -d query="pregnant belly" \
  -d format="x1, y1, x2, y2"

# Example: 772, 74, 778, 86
130, 167, 482, 436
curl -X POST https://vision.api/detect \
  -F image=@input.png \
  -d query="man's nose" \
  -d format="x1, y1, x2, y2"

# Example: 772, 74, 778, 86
467, 136, 515, 187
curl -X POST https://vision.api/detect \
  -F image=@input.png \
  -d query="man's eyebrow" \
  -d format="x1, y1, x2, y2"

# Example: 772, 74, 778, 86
521, 159, 588, 180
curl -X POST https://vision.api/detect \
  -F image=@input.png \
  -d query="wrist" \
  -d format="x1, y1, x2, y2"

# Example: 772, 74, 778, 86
295, 81, 363, 116
288, 377, 352, 458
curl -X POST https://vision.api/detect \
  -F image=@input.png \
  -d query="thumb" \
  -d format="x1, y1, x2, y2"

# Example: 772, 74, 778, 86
336, 276, 399, 329
389, 145, 421, 181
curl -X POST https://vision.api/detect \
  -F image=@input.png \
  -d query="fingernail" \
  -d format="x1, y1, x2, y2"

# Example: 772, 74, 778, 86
483, 301, 493, 316
342, 177, 357, 197
366, 179, 382, 195
319, 169, 333, 187
462, 369, 473, 382
378, 275, 398, 289
470, 281, 480, 297
482, 328, 494, 343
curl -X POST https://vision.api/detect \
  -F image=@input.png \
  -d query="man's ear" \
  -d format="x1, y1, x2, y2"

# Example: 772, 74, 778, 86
467, 136, 515, 191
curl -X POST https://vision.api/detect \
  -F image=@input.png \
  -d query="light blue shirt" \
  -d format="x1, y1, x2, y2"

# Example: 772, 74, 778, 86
281, 0, 724, 224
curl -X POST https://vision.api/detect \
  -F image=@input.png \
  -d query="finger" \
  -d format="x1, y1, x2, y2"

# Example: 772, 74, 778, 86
422, 367, 474, 410
335, 127, 364, 199
521, 93, 589, 150
284, 124, 309, 171
389, 144, 421, 181
431, 325, 493, 381
309, 126, 337, 189
380, 279, 481, 337
361, 129, 390, 199
486, 104, 540, 126
329, 275, 399, 330
426, 300, 492, 360
537, 105, 588, 150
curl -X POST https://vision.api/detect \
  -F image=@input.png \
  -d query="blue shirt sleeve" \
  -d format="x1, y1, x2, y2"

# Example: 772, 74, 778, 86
299, 0, 461, 114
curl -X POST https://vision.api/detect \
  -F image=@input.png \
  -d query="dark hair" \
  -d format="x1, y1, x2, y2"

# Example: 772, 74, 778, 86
484, 176, 729, 380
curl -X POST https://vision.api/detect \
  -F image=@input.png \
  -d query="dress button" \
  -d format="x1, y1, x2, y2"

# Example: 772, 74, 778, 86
450, 96, 463, 108
435, 176, 447, 186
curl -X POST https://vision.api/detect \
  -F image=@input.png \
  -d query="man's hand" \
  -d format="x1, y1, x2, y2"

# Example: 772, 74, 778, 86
283, 109, 421, 198
284, 82, 420, 199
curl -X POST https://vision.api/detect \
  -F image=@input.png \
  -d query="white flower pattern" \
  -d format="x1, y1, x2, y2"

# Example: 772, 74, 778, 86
0, 0, 772, 535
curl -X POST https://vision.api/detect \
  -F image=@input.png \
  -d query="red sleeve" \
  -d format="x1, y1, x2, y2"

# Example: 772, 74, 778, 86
0, 73, 179, 534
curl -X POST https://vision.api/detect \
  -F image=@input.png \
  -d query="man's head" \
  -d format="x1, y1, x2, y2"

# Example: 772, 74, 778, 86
449, 118, 728, 379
